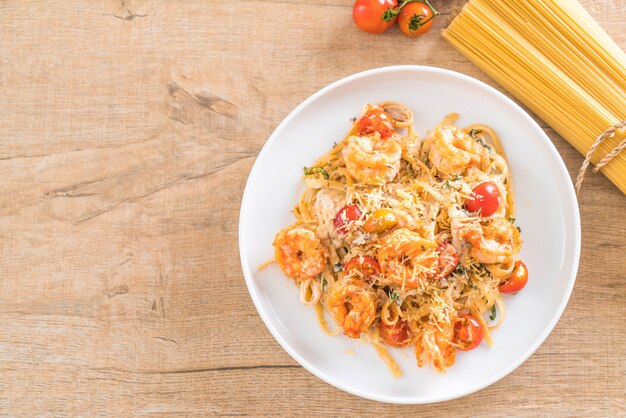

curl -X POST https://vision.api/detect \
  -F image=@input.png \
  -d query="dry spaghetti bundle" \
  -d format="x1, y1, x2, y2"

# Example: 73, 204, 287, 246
442, 0, 626, 194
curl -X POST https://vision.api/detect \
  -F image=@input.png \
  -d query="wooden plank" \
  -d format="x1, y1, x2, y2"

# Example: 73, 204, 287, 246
0, 0, 624, 416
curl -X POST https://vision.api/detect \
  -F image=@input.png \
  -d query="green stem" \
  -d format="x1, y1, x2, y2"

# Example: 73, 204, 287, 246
409, 12, 435, 32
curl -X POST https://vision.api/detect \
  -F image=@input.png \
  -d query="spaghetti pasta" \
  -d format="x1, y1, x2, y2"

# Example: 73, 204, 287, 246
442, 0, 626, 194
270, 103, 526, 375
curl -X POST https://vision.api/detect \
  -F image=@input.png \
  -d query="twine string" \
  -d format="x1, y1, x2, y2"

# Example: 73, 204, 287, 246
575, 120, 626, 194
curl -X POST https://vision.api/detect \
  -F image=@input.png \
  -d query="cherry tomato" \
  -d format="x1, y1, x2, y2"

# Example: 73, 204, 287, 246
379, 319, 412, 347
352, 0, 398, 34
344, 255, 381, 279
466, 182, 500, 217
437, 241, 459, 278
499, 260, 528, 294
334, 204, 362, 234
357, 107, 395, 139
398, 2, 434, 37
454, 314, 484, 351
363, 208, 398, 233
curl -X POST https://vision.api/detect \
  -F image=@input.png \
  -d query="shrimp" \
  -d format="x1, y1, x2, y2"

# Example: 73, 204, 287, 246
459, 218, 521, 264
427, 125, 485, 177
415, 320, 456, 373
342, 133, 402, 185
326, 278, 377, 338
273, 223, 328, 281
377, 229, 439, 289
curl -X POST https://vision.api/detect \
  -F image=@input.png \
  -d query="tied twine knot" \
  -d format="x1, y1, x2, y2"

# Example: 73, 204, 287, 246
575, 120, 626, 194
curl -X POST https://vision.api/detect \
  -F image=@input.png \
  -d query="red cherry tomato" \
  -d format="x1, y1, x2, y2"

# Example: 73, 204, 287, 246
379, 319, 412, 347
357, 107, 395, 139
499, 260, 528, 294
454, 314, 484, 351
398, 2, 434, 37
437, 241, 459, 278
466, 182, 500, 217
334, 204, 362, 234
352, 0, 398, 34
344, 255, 381, 279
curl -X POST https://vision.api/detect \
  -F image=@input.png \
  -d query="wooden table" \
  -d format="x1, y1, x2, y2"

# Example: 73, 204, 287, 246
1, 0, 624, 416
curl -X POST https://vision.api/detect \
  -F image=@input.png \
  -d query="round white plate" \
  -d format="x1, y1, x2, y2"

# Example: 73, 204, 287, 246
239, 66, 580, 404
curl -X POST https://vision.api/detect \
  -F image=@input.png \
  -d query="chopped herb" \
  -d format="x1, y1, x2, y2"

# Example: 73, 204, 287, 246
477, 138, 492, 150
333, 141, 338, 148
345, 295, 351, 301
389, 289, 400, 304
508, 217, 516, 223
333, 262, 343, 273
454, 265, 465, 275
469, 128, 492, 150
303, 166, 329, 180
503, 178, 508, 185
350, 116, 357, 122
490, 305, 497, 321
445, 175, 463, 187
430, 217, 436, 222
321, 277, 328, 291
516, 226, 521, 232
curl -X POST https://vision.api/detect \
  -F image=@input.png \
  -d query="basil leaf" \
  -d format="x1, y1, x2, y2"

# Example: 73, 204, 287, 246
303, 166, 329, 180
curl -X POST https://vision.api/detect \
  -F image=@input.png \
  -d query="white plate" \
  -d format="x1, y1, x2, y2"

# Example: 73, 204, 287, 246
239, 66, 580, 404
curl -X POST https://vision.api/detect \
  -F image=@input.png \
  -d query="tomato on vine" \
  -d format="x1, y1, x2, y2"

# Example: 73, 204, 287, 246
381, 0, 439, 37
398, 2, 435, 36
353, 0, 399, 34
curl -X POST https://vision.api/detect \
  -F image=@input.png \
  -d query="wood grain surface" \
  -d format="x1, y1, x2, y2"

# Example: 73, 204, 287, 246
0, 0, 624, 416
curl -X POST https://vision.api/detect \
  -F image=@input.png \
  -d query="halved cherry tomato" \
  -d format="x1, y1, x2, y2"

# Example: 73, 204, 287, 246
466, 181, 500, 217
363, 208, 398, 233
352, 0, 398, 34
436, 241, 459, 278
344, 255, 381, 279
357, 107, 395, 139
334, 204, 362, 234
379, 319, 412, 347
398, 2, 434, 37
499, 260, 528, 294
454, 314, 484, 351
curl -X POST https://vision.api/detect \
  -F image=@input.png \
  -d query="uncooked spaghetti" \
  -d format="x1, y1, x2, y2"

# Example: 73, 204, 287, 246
442, 0, 626, 194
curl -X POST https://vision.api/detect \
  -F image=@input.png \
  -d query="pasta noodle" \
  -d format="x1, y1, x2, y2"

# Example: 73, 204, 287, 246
442, 0, 626, 194
271, 103, 526, 375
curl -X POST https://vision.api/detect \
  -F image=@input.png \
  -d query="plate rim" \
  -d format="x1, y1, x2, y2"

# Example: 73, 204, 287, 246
238, 65, 581, 404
